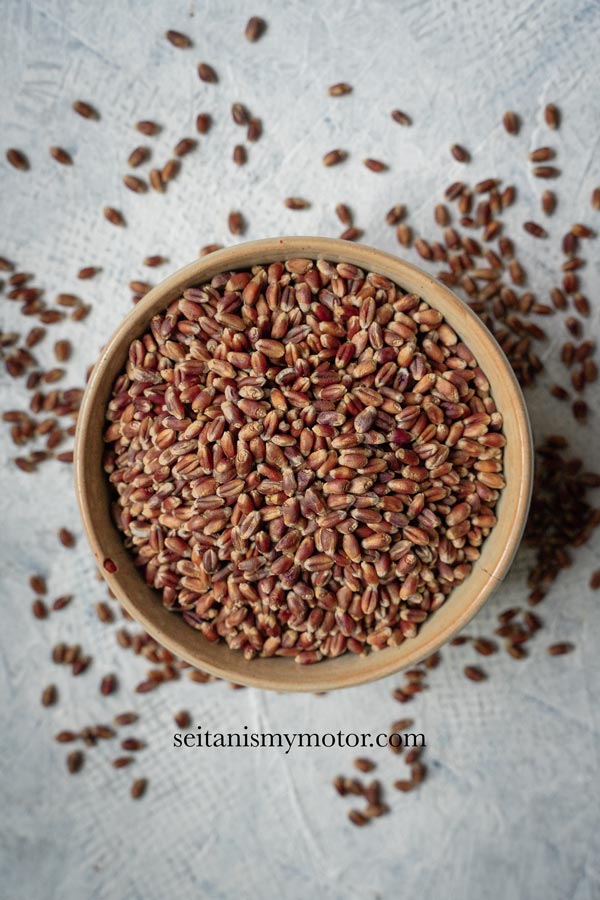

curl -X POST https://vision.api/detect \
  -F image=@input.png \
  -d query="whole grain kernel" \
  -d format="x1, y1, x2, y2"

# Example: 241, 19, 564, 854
228, 211, 245, 235
30, 574, 47, 594
363, 158, 387, 172
71, 656, 90, 676
245, 16, 266, 42
415, 238, 433, 259
284, 197, 310, 210
547, 642, 574, 656
52, 643, 67, 664
391, 110, 411, 125
41, 684, 57, 707
533, 166, 560, 179
328, 83, 352, 96
174, 710, 191, 728
322, 149, 347, 166
561, 257, 584, 272
197, 62, 218, 83
72, 100, 98, 119
348, 810, 369, 827
451, 144, 470, 163
435, 204, 449, 226
114, 712, 138, 727
445, 181, 465, 200
562, 232, 577, 255
128, 146, 150, 168
353, 757, 375, 773
196, 113, 211, 134
396, 223, 412, 246
247, 118, 262, 142
335, 203, 352, 225
571, 223, 594, 238
161, 159, 179, 183
92, 725, 116, 740
144, 255, 167, 267
103, 207, 125, 227
67, 750, 84, 774
123, 173, 148, 193
135, 121, 160, 136
165, 30, 192, 48
112, 756, 134, 769
50, 147, 72, 165
502, 111, 520, 134
149, 169, 164, 192
590, 570, 600, 590
32, 598, 48, 619
529, 147, 554, 162
233, 144, 247, 166
174, 138, 196, 157
121, 738, 144, 752
58, 526, 75, 546
464, 665, 487, 682
129, 281, 152, 295
394, 779, 415, 792
78, 266, 99, 279
542, 190, 556, 215
544, 103, 560, 129
344, 779, 364, 796
135, 680, 158, 693
523, 221, 547, 238
333, 776, 347, 796
56, 292, 80, 307
6, 148, 29, 170
591, 187, 600, 210
232, 103, 250, 125
339, 227, 362, 241
95, 601, 113, 623
386, 204, 405, 226
100, 673, 118, 696
131, 777, 148, 798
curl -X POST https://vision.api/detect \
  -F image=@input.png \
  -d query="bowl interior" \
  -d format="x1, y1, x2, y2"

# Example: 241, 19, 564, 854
75, 237, 533, 691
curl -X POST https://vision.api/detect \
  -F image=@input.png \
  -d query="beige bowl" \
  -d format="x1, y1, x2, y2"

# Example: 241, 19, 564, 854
75, 237, 533, 692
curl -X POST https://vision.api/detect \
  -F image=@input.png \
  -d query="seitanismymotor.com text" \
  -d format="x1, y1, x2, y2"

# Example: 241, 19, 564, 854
174, 725, 425, 754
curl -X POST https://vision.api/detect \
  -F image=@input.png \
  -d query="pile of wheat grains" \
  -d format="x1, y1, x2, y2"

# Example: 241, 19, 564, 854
104, 259, 505, 664
2, 16, 599, 820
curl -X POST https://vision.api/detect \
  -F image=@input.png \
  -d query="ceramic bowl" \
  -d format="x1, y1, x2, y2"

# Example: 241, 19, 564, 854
75, 237, 533, 691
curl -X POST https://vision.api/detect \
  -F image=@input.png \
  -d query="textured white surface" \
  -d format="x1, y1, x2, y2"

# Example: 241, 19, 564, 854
1, 1, 600, 898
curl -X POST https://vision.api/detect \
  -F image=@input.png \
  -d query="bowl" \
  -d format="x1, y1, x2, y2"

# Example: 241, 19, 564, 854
75, 236, 533, 692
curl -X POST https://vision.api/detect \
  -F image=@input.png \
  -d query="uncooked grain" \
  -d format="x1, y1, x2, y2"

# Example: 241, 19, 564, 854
329, 83, 352, 96
245, 17, 266, 42
284, 198, 311, 210
103, 207, 125, 227
165, 30, 192, 48
6, 149, 29, 170
322, 149, 347, 166
50, 147, 73, 165
104, 258, 505, 665
197, 63, 218, 83
72, 100, 98, 119
502, 111, 520, 135
391, 110, 411, 126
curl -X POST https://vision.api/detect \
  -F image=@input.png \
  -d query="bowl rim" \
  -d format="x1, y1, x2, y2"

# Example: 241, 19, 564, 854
74, 236, 533, 691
